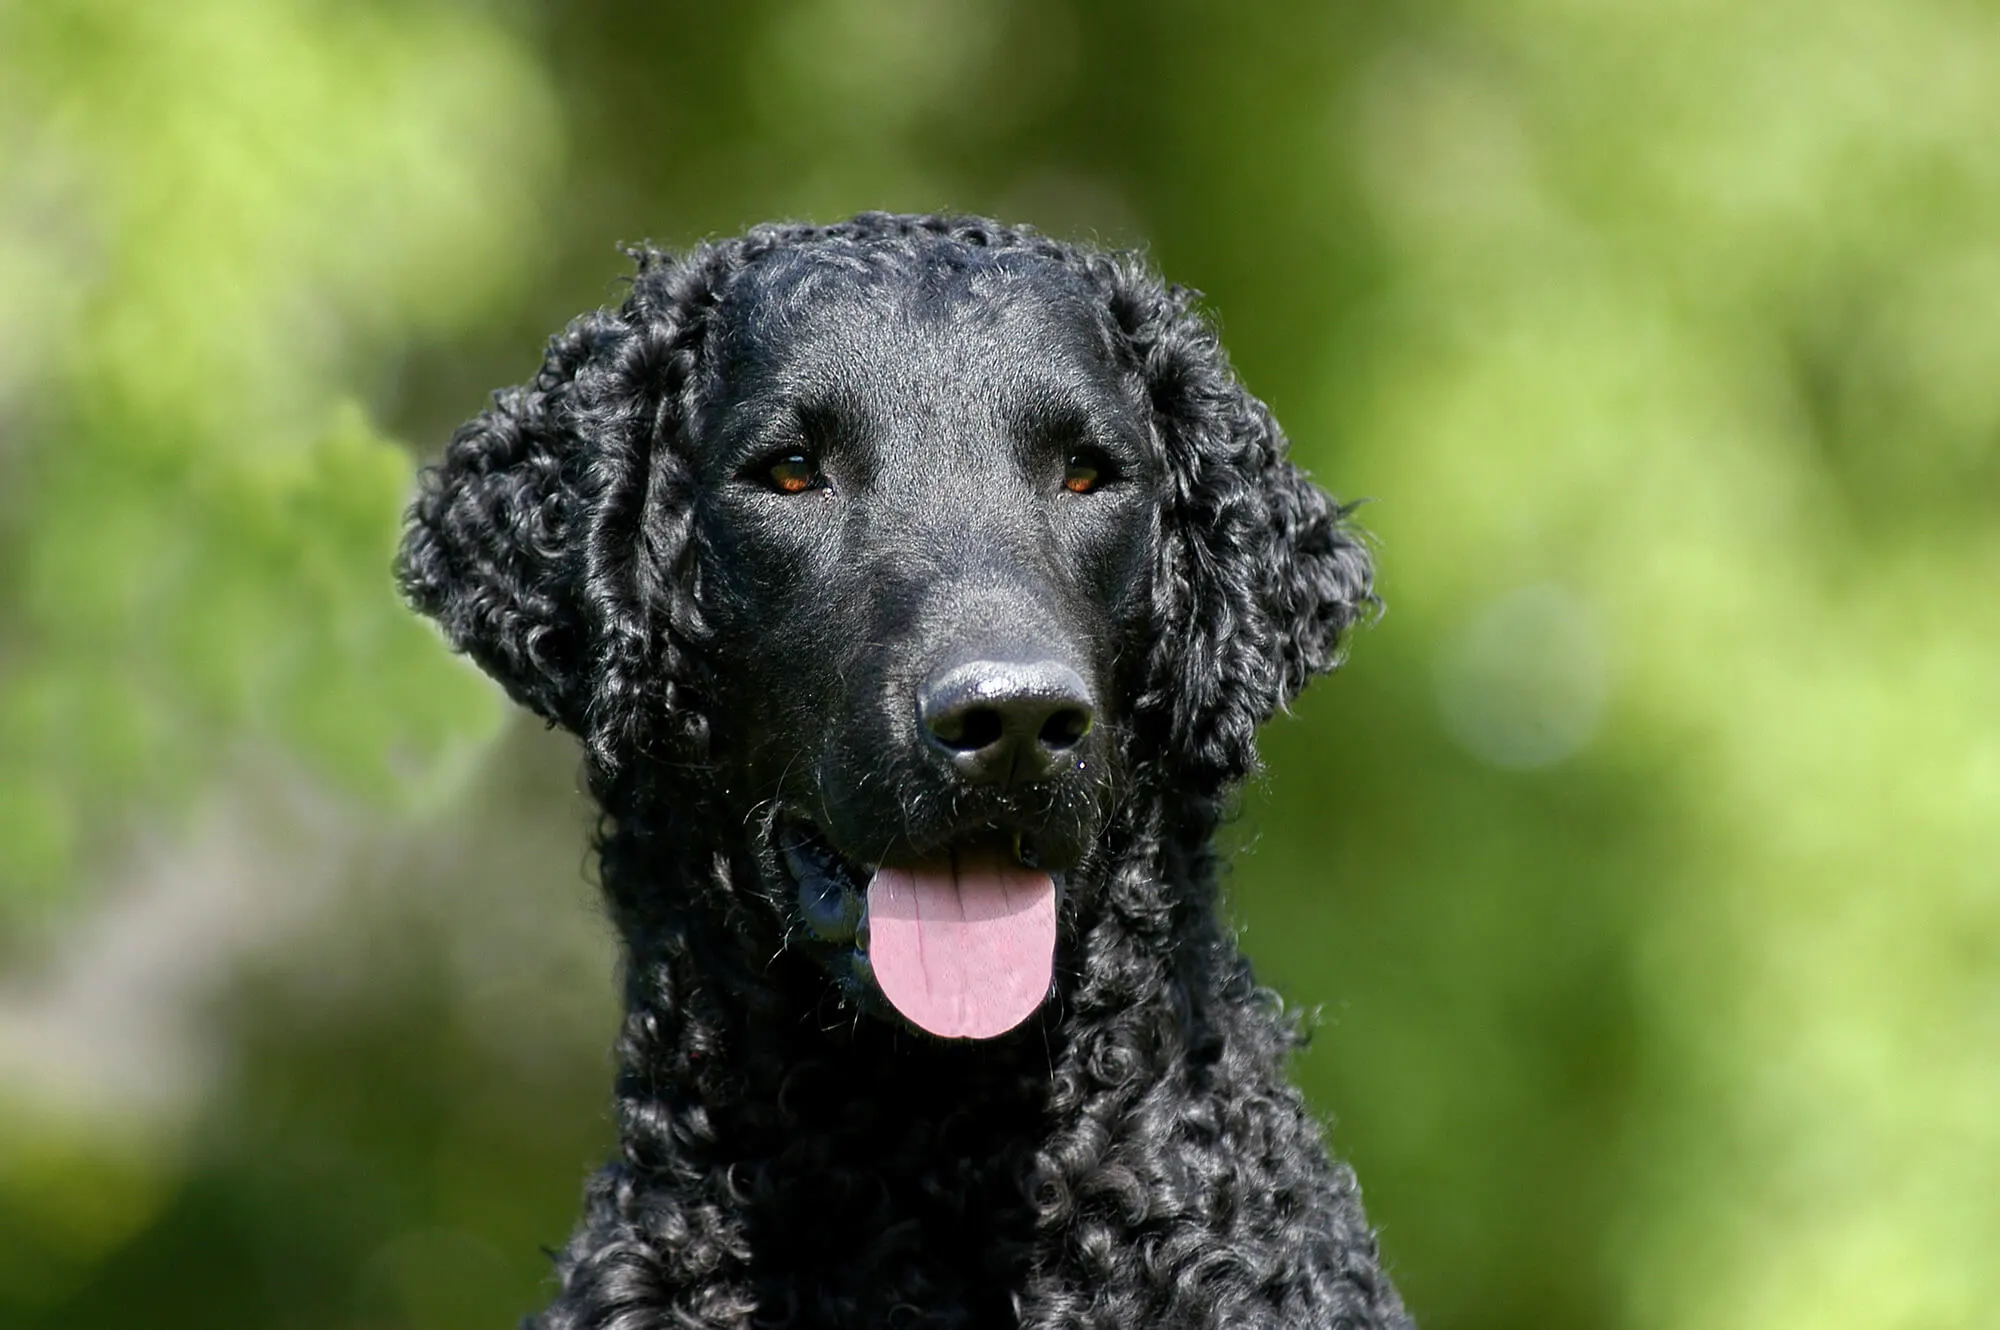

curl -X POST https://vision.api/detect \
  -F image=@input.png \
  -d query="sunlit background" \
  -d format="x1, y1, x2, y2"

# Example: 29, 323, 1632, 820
3, 1, 1996, 1327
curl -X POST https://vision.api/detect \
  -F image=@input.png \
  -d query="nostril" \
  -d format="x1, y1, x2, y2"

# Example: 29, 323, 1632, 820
1038, 706, 1092, 751
932, 706, 1005, 754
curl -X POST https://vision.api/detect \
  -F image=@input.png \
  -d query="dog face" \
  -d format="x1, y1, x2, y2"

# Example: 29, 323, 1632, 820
689, 245, 1160, 1034
397, 216, 1374, 1038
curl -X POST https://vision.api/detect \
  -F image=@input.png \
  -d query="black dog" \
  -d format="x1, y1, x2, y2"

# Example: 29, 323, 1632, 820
399, 213, 1411, 1329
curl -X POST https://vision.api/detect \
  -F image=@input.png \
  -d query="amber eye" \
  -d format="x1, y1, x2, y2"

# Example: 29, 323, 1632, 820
1063, 453, 1102, 494
766, 452, 819, 494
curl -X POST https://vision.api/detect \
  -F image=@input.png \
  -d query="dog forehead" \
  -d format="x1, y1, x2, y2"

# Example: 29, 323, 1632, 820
706, 241, 1124, 407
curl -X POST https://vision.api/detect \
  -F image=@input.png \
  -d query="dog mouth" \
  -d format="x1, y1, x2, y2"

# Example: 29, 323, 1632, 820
778, 819, 1061, 1040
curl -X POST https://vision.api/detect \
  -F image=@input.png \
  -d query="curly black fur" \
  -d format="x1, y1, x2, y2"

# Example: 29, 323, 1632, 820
399, 213, 1411, 1329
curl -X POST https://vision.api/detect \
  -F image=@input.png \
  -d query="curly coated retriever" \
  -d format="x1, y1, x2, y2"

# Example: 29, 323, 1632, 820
397, 212, 1412, 1329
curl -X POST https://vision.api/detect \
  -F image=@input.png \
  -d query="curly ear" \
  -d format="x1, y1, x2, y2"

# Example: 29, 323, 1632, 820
397, 342, 597, 733
397, 248, 725, 772
1104, 261, 1375, 792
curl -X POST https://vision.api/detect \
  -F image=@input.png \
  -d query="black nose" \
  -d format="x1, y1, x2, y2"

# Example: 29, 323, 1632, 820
919, 659, 1095, 786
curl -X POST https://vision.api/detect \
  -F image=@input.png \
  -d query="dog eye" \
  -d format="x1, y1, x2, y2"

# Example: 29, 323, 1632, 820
765, 451, 820, 495
1063, 450, 1107, 494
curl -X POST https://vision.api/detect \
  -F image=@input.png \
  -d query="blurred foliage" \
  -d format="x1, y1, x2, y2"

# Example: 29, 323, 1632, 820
0, 0, 540, 921
1, 1, 1994, 1329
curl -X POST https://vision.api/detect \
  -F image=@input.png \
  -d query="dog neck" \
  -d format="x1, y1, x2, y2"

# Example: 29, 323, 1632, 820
530, 771, 1395, 1329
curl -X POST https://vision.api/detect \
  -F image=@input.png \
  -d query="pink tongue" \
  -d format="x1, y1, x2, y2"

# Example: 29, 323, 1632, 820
866, 850, 1056, 1039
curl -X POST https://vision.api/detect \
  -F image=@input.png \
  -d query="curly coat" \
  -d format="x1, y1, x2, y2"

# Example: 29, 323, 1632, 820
398, 213, 1412, 1329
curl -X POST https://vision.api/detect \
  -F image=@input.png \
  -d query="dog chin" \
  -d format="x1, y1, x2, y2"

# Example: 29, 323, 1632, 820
773, 814, 1073, 1040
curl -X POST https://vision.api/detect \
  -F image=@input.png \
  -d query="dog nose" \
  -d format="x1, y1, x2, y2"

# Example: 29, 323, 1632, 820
920, 660, 1095, 786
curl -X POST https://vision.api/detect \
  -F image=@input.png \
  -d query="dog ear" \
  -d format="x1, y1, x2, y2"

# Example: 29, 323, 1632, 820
397, 252, 720, 773
1104, 262, 1376, 791
396, 340, 599, 735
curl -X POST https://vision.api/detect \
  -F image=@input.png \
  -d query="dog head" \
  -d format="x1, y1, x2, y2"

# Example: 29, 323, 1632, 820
397, 214, 1373, 1036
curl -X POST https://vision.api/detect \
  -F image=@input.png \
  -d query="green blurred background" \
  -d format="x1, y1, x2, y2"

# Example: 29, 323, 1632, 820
3, 1, 1995, 1327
